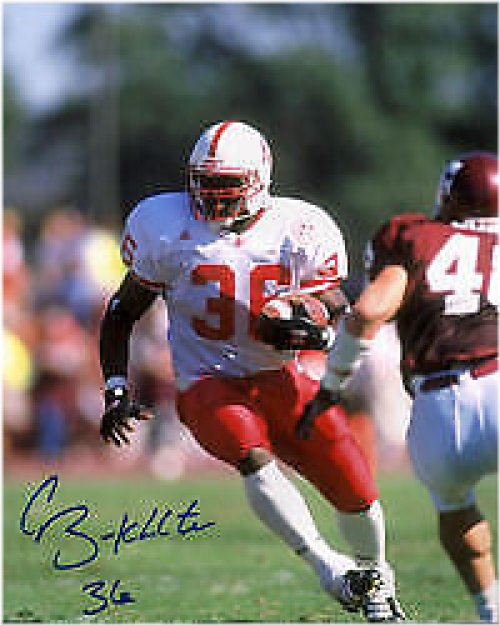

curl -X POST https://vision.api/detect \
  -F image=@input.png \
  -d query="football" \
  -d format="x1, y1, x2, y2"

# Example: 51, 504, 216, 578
261, 292, 330, 327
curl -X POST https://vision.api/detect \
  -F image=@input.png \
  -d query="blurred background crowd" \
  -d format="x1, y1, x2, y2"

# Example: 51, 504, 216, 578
3, 204, 226, 479
3, 3, 496, 479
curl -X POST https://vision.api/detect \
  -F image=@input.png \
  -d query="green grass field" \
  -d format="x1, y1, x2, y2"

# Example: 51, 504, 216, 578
4, 471, 497, 623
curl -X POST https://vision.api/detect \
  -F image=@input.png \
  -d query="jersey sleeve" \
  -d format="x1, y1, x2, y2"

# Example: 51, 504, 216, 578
120, 200, 165, 292
298, 205, 348, 293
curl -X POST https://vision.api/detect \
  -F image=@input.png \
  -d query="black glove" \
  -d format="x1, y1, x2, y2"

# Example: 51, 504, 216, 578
296, 387, 341, 440
100, 385, 151, 447
257, 313, 333, 352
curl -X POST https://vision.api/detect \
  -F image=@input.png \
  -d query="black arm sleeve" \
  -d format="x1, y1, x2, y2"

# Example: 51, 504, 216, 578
99, 272, 158, 380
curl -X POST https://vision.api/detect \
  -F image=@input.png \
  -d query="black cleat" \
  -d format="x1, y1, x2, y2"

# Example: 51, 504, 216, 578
338, 569, 382, 613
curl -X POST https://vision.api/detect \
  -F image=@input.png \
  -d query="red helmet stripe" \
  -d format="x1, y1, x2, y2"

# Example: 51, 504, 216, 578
209, 121, 233, 157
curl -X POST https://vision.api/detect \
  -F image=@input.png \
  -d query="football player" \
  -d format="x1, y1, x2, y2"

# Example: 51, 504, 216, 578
99, 120, 404, 621
300, 152, 498, 622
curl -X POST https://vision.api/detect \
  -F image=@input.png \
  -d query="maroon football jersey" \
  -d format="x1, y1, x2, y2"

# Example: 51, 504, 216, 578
368, 213, 498, 375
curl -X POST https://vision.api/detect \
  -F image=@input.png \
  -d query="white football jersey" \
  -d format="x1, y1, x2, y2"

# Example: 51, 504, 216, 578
121, 191, 348, 390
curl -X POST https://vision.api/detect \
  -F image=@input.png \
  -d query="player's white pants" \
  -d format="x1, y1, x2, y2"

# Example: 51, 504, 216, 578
407, 369, 498, 512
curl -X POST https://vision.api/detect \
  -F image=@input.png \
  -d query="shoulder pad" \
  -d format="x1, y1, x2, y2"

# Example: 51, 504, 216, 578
374, 212, 429, 245
126, 192, 190, 244
384, 212, 429, 230
368, 213, 429, 276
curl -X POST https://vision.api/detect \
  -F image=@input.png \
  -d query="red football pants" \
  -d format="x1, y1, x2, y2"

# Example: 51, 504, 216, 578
176, 361, 378, 512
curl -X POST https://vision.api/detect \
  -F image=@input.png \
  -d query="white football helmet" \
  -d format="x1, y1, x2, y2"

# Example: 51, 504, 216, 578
188, 121, 272, 226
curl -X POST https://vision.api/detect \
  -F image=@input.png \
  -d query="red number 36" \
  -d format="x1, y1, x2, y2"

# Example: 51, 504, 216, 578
191, 263, 290, 340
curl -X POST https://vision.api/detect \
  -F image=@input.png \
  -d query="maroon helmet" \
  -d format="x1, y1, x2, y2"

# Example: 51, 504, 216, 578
434, 151, 498, 222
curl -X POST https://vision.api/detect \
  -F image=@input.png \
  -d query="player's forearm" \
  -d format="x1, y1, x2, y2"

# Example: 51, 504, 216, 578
321, 267, 407, 392
347, 265, 407, 339
99, 301, 134, 381
99, 272, 158, 382
345, 313, 384, 341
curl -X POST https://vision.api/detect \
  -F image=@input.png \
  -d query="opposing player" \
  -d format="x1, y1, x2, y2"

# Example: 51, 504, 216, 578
99, 120, 404, 621
300, 152, 498, 622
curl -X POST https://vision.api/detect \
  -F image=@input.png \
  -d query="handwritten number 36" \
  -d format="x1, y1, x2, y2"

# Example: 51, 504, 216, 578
82, 579, 135, 616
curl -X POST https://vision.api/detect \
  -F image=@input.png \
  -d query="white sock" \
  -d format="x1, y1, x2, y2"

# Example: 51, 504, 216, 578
474, 580, 499, 622
336, 499, 386, 565
244, 460, 354, 577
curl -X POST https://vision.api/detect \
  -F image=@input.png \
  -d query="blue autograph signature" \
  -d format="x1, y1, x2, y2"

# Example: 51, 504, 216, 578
20, 474, 217, 571
19, 475, 217, 615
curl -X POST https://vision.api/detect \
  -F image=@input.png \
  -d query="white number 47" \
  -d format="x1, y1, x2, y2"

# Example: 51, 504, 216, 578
427, 233, 498, 315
